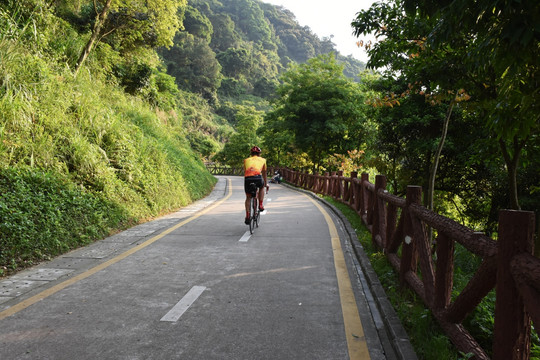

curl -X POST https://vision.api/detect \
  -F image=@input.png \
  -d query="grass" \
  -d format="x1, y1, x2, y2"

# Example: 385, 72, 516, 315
0, 167, 130, 274
324, 197, 462, 359
324, 196, 540, 360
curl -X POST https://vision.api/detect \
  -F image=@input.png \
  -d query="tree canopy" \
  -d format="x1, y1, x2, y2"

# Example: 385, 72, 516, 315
352, 0, 540, 210
263, 54, 369, 171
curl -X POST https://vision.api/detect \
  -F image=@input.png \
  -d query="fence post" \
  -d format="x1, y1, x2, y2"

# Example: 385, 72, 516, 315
312, 172, 317, 193
349, 172, 358, 207
360, 173, 369, 216
493, 210, 535, 360
337, 171, 344, 199
323, 172, 330, 195
372, 175, 387, 249
434, 232, 454, 310
400, 186, 421, 285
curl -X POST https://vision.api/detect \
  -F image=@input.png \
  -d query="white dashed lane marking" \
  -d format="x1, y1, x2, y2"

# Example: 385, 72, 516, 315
239, 231, 252, 242
160, 286, 207, 322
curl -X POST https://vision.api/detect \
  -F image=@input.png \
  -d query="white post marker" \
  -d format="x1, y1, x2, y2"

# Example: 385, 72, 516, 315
160, 286, 206, 322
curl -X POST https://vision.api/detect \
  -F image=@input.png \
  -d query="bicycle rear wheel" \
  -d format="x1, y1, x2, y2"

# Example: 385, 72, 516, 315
255, 203, 260, 226
248, 196, 254, 234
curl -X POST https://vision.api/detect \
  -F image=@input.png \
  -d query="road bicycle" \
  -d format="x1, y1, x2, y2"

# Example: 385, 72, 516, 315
247, 183, 268, 234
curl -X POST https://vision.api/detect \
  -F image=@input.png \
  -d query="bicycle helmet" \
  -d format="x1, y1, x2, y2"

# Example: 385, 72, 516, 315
250, 146, 262, 154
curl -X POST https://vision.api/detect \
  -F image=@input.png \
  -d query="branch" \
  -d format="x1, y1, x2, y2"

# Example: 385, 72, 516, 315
498, 138, 511, 165
99, 27, 117, 40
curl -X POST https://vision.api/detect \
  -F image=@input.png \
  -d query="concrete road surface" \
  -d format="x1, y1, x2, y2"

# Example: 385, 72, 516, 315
0, 176, 415, 360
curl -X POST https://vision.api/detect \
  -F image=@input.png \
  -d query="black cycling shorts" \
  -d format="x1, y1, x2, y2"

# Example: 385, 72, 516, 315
244, 175, 264, 194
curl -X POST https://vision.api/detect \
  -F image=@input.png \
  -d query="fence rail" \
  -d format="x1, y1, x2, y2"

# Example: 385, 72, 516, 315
205, 164, 279, 177
278, 168, 538, 360
205, 164, 244, 176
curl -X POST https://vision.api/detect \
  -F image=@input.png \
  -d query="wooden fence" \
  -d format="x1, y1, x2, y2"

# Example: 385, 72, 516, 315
278, 168, 539, 360
205, 164, 278, 177
205, 164, 243, 176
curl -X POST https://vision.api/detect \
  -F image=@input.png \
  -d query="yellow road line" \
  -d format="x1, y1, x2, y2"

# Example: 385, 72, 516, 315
306, 195, 371, 360
0, 178, 232, 322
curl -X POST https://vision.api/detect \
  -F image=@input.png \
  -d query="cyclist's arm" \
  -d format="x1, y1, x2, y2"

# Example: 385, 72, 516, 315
262, 163, 268, 186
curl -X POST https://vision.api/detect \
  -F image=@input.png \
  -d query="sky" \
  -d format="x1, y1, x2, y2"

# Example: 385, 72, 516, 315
261, 0, 376, 63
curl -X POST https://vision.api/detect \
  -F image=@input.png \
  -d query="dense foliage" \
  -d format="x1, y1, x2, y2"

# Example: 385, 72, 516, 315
262, 54, 372, 171
351, 0, 540, 234
0, 0, 366, 274
349, 1, 539, 358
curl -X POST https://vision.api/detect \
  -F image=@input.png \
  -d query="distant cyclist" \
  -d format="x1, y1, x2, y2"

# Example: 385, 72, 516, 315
243, 146, 267, 225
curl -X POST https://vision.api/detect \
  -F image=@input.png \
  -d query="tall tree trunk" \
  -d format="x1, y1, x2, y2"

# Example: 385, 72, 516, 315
74, 0, 113, 75
427, 99, 455, 243
534, 214, 540, 257
499, 135, 528, 210
428, 99, 455, 212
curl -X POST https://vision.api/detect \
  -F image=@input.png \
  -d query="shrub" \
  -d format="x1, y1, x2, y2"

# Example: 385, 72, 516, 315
0, 167, 129, 274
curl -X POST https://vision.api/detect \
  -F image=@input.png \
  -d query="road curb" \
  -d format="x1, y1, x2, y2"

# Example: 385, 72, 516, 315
282, 182, 418, 360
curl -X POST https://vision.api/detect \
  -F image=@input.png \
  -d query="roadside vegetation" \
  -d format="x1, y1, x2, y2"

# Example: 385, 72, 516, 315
0, 29, 217, 274
0, 0, 364, 275
327, 198, 540, 360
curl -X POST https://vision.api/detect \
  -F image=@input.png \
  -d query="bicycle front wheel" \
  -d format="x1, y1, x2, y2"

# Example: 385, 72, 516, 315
248, 197, 255, 234
249, 216, 255, 234
252, 197, 259, 229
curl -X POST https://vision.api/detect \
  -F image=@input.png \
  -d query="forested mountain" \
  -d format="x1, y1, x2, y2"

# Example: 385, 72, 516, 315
159, 0, 365, 138
157, 0, 365, 158
54, 0, 365, 160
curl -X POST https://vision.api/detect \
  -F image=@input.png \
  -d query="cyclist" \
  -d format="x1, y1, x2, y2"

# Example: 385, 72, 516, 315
243, 146, 267, 225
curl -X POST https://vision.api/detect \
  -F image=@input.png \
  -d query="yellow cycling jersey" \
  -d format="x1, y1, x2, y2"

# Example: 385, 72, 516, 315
244, 156, 266, 177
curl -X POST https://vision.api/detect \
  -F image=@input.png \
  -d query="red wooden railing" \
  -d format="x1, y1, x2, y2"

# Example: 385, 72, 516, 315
278, 168, 538, 360
205, 164, 244, 176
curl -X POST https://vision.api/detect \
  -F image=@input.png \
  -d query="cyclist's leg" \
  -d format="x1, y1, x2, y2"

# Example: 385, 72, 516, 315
258, 187, 265, 210
244, 178, 253, 224
244, 194, 251, 225
254, 195, 260, 226
257, 178, 265, 211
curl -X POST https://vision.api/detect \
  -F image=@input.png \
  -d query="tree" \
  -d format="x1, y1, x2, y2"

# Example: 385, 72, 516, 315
216, 48, 250, 78
161, 32, 222, 104
182, 5, 213, 43
74, 0, 112, 74
208, 14, 240, 52
353, 0, 478, 215
417, 0, 540, 211
367, 76, 499, 230
219, 0, 274, 50
214, 105, 263, 166
354, 0, 540, 210
74, 0, 185, 74
264, 54, 368, 172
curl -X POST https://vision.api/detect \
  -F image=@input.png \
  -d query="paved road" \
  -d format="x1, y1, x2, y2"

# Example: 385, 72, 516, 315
0, 176, 415, 360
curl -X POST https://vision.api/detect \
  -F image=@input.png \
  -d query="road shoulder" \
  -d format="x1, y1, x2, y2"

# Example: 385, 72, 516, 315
282, 182, 418, 360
